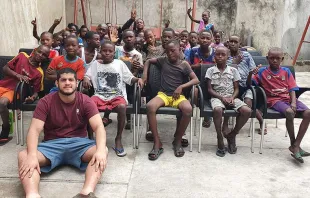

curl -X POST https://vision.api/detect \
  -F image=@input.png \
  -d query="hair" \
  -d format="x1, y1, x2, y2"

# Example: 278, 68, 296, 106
229, 34, 240, 40
97, 23, 108, 28
181, 30, 189, 34
268, 47, 283, 55
67, 23, 79, 31
199, 29, 212, 37
213, 30, 220, 36
122, 29, 135, 36
56, 68, 77, 81
52, 33, 61, 39
165, 39, 180, 47
189, 31, 198, 35
144, 29, 153, 35
64, 35, 78, 45
106, 22, 112, 26
202, 10, 211, 15
40, 31, 53, 38
101, 40, 115, 49
85, 31, 99, 40
162, 28, 175, 36
79, 25, 88, 33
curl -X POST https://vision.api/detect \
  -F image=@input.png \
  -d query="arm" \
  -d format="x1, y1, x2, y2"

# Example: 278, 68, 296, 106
173, 71, 199, 99
48, 17, 62, 34
246, 71, 253, 87
3, 64, 31, 83
232, 81, 239, 99
141, 58, 158, 83
187, 8, 200, 24
45, 67, 57, 81
207, 78, 223, 100
31, 18, 40, 42
290, 91, 297, 113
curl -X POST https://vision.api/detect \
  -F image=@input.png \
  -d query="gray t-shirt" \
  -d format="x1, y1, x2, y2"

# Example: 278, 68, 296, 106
157, 57, 193, 96
205, 65, 241, 97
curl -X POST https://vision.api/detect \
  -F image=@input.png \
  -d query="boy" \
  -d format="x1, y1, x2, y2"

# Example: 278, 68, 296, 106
0, 45, 50, 143
46, 36, 85, 92
96, 24, 109, 45
180, 30, 191, 60
52, 33, 63, 53
252, 47, 310, 163
206, 46, 251, 157
32, 32, 59, 59
83, 41, 144, 157
188, 31, 199, 48
142, 40, 199, 160
80, 31, 100, 72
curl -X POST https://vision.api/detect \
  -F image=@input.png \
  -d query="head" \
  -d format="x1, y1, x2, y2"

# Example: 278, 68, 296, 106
62, 30, 71, 40
40, 32, 53, 48
202, 10, 211, 23
96, 24, 108, 38
79, 25, 89, 38
175, 31, 180, 40
214, 31, 221, 44
67, 23, 78, 34
135, 37, 144, 51
106, 23, 112, 31
198, 30, 212, 48
137, 31, 145, 43
85, 31, 100, 48
144, 29, 155, 46
32, 45, 50, 63
135, 18, 145, 30
214, 46, 229, 66
228, 35, 240, 52
100, 41, 115, 64
122, 29, 136, 48
56, 68, 77, 96
165, 39, 181, 63
180, 41, 186, 52
267, 47, 284, 69
64, 35, 79, 57
161, 28, 175, 48
52, 33, 63, 48
180, 30, 189, 45
189, 31, 198, 47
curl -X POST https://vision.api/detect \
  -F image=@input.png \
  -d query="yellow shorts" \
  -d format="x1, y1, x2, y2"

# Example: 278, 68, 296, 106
157, 91, 187, 108
0, 87, 14, 103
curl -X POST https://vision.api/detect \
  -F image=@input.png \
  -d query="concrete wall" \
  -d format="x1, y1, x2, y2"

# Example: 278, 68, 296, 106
0, 0, 66, 56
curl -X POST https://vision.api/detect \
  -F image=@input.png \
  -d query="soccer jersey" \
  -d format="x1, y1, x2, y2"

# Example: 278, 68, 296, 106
31, 48, 59, 59
187, 47, 215, 65
252, 66, 298, 107
0, 52, 43, 92
48, 55, 86, 80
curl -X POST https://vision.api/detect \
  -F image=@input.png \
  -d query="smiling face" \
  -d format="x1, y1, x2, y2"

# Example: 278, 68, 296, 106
97, 24, 108, 38
202, 11, 210, 23
180, 32, 189, 44
33, 45, 50, 63
136, 19, 144, 30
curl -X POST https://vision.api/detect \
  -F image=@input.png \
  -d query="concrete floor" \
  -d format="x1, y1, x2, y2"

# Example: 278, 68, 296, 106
1, 73, 310, 198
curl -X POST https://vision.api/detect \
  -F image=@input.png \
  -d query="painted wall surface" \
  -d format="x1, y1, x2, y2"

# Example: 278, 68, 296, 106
0, 0, 66, 56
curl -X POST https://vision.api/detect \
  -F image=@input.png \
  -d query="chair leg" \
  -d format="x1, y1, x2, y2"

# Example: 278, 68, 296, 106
259, 119, 266, 154
194, 107, 199, 136
136, 114, 139, 149
14, 110, 19, 145
251, 118, 255, 153
276, 119, 278, 128
190, 117, 193, 152
198, 118, 203, 153
139, 114, 142, 126
20, 111, 24, 146
132, 115, 135, 149
285, 129, 288, 137
248, 118, 252, 137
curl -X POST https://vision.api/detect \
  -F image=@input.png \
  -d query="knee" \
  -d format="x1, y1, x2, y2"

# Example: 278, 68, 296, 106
213, 107, 223, 116
285, 108, 295, 120
0, 100, 8, 111
146, 103, 157, 114
244, 99, 252, 108
303, 110, 310, 119
181, 104, 192, 117
240, 106, 252, 117
117, 104, 126, 112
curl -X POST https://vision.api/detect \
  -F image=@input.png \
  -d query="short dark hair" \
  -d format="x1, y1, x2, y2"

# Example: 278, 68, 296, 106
181, 30, 189, 34
122, 29, 135, 36
166, 39, 180, 47
162, 28, 175, 36
85, 31, 99, 40
40, 31, 53, 38
56, 68, 77, 81
189, 31, 198, 35
67, 23, 79, 31
101, 40, 115, 49
64, 35, 78, 45
79, 25, 88, 33
199, 29, 212, 37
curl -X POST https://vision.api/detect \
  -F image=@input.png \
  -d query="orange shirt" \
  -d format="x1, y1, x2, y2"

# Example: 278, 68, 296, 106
48, 55, 85, 80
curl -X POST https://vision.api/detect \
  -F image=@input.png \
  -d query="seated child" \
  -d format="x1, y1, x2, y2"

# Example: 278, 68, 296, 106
32, 32, 59, 59
187, 8, 215, 33
252, 47, 310, 163
210, 31, 224, 49
83, 41, 143, 157
46, 35, 85, 92
206, 46, 251, 157
142, 39, 199, 160
180, 30, 191, 59
0, 45, 50, 143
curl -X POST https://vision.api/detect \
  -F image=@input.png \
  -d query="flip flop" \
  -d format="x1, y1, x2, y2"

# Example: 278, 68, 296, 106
0, 137, 13, 146
216, 148, 226, 157
181, 135, 189, 147
112, 147, 127, 157
202, 120, 211, 128
145, 131, 154, 142
291, 152, 304, 163
226, 136, 237, 154
148, 147, 164, 160
299, 148, 310, 157
102, 118, 112, 127
172, 141, 185, 157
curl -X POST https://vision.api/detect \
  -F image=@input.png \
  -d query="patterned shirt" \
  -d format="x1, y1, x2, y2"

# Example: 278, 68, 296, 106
205, 65, 241, 97
227, 51, 256, 87
252, 66, 298, 107
187, 47, 215, 65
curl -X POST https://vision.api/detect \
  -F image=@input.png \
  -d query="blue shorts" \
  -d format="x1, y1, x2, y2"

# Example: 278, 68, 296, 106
38, 137, 96, 173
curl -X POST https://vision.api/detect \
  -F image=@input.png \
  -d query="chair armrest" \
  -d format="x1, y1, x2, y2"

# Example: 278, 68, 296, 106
254, 86, 267, 118
132, 83, 137, 113
77, 80, 83, 92
137, 86, 142, 113
197, 85, 205, 110
248, 86, 257, 116
12, 82, 22, 110
296, 87, 310, 99
189, 85, 195, 107
19, 82, 35, 109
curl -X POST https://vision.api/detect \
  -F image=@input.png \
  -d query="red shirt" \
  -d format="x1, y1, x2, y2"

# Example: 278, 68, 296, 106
31, 48, 59, 59
0, 52, 43, 92
48, 55, 85, 80
33, 92, 99, 141
252, 66, 298, 107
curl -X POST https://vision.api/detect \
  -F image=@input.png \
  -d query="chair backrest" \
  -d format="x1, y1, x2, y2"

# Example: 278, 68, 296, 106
199, 64, 216, 100
147, 63, 161, 99
19, 48, 34, 56
0, 56, 14, 80
252, 56, 268, 66
248, 50, 262, 56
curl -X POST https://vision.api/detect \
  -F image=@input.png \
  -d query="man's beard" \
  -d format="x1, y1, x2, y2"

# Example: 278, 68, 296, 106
58, 87, 76, 96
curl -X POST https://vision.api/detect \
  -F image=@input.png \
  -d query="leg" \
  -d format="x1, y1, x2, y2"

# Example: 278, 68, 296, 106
0, 98, 10, 139
222, 116, 230, 136
294, 110, 310, 148
125, 114, 131, 130
18, 150, 50, 198
213, 107, 224, 150
114, 104, 126, 150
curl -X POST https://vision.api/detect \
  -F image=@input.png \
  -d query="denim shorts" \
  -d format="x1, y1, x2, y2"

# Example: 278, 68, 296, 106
38, 137, 96, 173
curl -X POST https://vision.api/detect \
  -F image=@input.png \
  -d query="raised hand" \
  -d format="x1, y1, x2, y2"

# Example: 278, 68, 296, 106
53, 17, 62, 25
31, 17, 37, 26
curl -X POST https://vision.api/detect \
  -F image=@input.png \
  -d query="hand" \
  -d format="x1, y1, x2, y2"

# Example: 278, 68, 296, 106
291, 102, 297, 114
252, 64, 262, 75
83, 78, 92, 89
31, 17, 37, 26
187, 7, 192, 14
131, 9, 137, 20
138, 78, 145, 89
16, 74, 31, 84
90, 150, 108, 174
173, 86, 183, 100
233, 52, 243, 64
46, 67, 56, 75
132, 60, 142, 70
165, 20, 170, 28
226, 97, 234, 106
53, 17, 62, 25
25, 96, 35, 104
19, 155, 41, 180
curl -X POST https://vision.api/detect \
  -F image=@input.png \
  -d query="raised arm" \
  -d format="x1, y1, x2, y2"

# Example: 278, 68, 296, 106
48, 17, 62, 34
122, 10, 136, 31
31, 18, 40, 42
187, 8, 200, 24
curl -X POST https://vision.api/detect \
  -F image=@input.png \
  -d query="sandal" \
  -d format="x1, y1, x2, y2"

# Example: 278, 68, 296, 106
202, 119, 211, 128
148, 147, 164, 160
226, 135, 237, 154
291, 152, 304, 163
145, 131, 154, 142
172, 141, 185, 157
181, 135, 189, 147
216, 148, 226, 157
112, 147, 127, 157
300, 148, 310, 157
102, 118, 112, 127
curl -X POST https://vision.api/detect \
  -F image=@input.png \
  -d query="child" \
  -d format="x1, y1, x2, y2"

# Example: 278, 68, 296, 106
46, 36, 85, 92
83, 41, 144, 157
31, 17, 62, 42
33, 32, 59, 59
143, 29, 157, 58
135, 37, 147, 62
206, 46, 251, 157
80, 31, 100, 72
210, 31, 224, 49
187, 8, 215, 33
142, 39, 199, 160
79, 25, 89, 46
0, 45, 50, 143
96, 24, 109, 45
252, 47, 310, 163
188, 31, 198, 48
180, 30, 191, 60
52, 33, 63, 53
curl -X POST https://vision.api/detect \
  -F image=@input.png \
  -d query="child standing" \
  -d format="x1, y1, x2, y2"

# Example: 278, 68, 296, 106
83, 41, 144, 157
206, 46, 251, 157
252, 47, 310, 163
142, 40, 199, 160
187, 8, 215, 33
210, 31, 224, 49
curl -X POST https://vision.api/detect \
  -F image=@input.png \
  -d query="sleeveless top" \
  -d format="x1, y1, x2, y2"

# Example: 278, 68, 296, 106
81, 47, 98, 72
